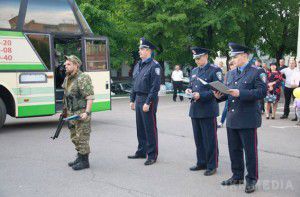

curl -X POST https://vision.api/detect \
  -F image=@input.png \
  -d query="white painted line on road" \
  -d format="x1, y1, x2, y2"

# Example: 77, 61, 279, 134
112, 94, 173, 100
112, 96, 129, 99
271, 125, 299, 129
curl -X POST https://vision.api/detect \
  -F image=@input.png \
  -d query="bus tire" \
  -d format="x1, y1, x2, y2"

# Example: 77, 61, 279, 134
0, 97, 6, 128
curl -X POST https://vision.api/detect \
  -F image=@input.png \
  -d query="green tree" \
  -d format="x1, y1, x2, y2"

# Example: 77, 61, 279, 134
256, 0, 299, 62
76, 0, 136, 71
76, 0, 299, 75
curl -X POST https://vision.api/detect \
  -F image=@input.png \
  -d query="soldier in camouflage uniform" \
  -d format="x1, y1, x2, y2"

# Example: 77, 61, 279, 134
62, 55, 94, 170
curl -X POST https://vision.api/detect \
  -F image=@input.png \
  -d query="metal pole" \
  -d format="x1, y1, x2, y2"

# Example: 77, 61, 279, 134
297, 8, 300, 61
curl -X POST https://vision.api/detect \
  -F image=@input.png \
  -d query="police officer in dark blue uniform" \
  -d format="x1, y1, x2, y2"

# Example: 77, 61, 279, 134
214, 43, 267, 193
186, 47, 223, 176
128, 38, 161, 166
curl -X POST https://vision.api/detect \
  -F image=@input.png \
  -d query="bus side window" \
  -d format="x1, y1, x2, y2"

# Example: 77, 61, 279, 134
86, 40, 108, 71
26, 34, 51, 70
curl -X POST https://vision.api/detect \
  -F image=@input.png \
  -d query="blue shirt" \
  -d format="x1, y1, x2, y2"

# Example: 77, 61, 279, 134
238, 62, 248, 73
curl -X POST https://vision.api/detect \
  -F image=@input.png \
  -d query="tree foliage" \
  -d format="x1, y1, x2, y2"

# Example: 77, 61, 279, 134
76, 0, 299, 70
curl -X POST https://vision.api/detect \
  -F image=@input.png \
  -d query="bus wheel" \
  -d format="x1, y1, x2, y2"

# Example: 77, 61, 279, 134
0, 97, 6, 128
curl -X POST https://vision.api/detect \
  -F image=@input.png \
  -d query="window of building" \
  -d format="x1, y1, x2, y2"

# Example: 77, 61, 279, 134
26, 33, 51, 70
0, 0, 21, 29
86, 39, 108, 71
24, 0, 81, 34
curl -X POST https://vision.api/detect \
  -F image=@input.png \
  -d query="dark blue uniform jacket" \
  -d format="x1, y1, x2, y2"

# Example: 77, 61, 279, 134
188, 63, 223, 118
130, 58, 161, 105
219, 62, 267, 129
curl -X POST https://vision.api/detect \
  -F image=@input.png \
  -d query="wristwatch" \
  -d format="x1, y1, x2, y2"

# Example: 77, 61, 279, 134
85, 111, 91, 116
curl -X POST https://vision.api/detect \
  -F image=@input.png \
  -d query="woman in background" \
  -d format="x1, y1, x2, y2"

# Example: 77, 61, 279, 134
265, 62, 283, 119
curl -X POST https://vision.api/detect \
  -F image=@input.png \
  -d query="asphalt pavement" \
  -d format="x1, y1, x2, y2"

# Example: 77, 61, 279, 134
0, 95, 299, 197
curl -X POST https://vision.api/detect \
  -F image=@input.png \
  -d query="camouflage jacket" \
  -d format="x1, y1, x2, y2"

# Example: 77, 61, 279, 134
62, 71, 94, 114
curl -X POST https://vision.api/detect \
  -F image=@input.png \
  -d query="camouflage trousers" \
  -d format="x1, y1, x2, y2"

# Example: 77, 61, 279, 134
68, 111, 91, 155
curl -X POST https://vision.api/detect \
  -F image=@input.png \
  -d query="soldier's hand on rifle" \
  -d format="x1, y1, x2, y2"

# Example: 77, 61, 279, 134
61, 108, 67, 118
80, 112, 88, 120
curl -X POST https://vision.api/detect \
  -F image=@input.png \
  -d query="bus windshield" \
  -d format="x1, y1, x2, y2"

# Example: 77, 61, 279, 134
0, 0, 21, 30
24, 0, 81, 34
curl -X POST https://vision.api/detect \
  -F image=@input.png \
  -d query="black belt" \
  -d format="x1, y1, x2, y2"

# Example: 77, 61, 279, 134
136, 92, 148, 96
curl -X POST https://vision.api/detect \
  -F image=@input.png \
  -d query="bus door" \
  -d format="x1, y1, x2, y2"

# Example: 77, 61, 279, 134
15, 33, 55, 117
82, 37, 111, 112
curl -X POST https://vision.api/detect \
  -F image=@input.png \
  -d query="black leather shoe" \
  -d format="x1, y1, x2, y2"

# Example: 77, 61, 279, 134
291, 118, 297, 121
204, 169, 216, 176
189, 165, 206, 171
127, 154, 146, 159
245, 181, 256, 193
221, 177, 244, 186
144, 159, 156, 165
280, 115, 288, 119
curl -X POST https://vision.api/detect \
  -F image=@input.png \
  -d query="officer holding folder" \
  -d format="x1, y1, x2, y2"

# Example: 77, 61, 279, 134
214, 43, 267, 193
186, 47, 223, 176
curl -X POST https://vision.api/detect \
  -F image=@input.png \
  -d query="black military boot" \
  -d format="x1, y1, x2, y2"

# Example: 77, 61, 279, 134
68, 153, 80, 167
72, 154, 90, 170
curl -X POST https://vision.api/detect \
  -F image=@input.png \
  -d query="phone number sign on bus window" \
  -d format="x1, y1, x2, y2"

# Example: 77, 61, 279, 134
0, 39, 13, 61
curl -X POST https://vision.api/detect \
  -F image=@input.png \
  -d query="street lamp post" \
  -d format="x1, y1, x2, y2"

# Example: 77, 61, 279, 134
297, 8, 300, 61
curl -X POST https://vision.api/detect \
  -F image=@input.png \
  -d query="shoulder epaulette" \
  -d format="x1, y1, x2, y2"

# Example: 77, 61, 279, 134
153, 59, 159, 65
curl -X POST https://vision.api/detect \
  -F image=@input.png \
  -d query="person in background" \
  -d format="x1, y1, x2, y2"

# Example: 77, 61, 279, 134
255, 59, 262, 68
290, 60, 300, 121
218, 60, 236, 128
218, 61, 227, 76
171, 65, 184, 102
278, 59, 288, 91
278, 59, 288, 71
280, 59, 299, 120
265, 62, 283, 119
293, 92, 300, 126
254, 59, 266, 114
262, 63, 269, 73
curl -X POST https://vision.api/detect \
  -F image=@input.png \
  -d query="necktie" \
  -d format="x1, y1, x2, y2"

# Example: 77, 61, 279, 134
237, 68, 241, 74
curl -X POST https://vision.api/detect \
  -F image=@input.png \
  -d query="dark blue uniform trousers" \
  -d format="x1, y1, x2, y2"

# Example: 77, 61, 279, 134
135, 95, 158, 160
191, 117, 218, 170
227, 128, 258, 182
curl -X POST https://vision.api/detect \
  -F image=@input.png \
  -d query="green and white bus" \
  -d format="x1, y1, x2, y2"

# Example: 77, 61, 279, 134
0, 0, 111, 128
